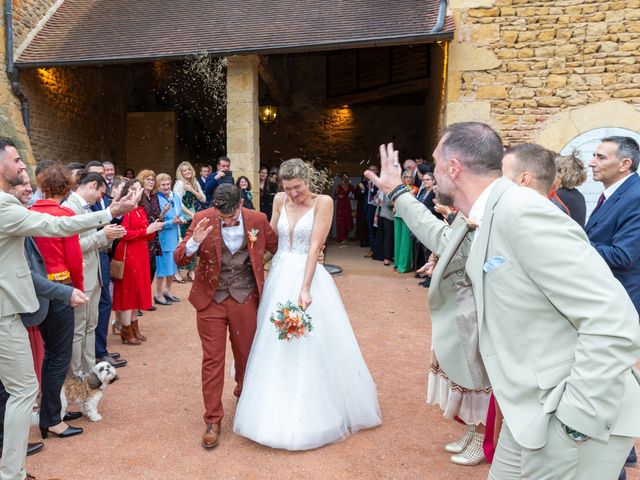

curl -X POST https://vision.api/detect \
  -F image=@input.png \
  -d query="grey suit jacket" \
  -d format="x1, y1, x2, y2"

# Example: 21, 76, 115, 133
396, 177, 640, 448
62, 193, 110, 291
21, 237, 73, 327
0, 191, 111, 317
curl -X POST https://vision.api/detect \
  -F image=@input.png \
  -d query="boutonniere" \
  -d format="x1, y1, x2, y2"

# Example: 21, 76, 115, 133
248, 228, 259, 250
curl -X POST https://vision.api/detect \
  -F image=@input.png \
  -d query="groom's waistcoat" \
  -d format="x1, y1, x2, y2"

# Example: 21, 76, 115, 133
214, 235, 256, 304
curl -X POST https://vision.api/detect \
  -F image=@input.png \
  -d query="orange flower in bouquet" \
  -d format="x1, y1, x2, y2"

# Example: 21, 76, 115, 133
269, 300, 313, 341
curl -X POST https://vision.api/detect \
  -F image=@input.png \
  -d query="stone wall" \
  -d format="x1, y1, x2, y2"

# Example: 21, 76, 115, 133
20, 65, 130, 166
447, 0, 640, 148
260, 53, 435, 174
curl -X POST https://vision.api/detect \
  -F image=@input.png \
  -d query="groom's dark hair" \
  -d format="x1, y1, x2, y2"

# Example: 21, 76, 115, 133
212, 184, 241, 214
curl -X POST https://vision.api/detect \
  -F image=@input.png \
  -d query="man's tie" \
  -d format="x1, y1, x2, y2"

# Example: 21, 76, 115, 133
593, 193, 606, 213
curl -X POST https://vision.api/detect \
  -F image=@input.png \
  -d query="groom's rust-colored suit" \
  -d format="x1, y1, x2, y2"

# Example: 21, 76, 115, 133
175, 207, 278, 425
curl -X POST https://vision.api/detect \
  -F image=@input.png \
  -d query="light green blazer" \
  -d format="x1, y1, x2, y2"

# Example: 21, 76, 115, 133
0, 191, 111, 317
397, 177, 640, 449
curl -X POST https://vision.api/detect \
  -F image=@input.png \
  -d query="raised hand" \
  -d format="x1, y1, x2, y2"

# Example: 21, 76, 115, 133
364, 143, 403, 194
192, 217, 214, 243
69, 288, 89, 307
109, 190, 138, 217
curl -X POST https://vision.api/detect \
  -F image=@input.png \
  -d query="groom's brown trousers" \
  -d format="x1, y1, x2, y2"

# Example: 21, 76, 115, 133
196, 289, 259, 425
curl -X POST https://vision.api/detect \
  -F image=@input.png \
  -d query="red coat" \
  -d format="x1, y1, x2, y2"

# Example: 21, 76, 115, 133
112, 206, 155, 311
30, 199, 84, 291
174, 207, 278, 311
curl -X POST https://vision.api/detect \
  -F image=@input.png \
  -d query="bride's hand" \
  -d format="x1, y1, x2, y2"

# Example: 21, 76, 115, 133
298, 289, 312, 310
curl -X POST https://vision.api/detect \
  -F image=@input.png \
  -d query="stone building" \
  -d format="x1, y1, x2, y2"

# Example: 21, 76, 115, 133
1, 0, 639, 210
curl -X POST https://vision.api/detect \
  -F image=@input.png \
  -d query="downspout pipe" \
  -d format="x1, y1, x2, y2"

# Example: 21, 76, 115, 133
431, 0, 448, 34
4, 0, 30, 135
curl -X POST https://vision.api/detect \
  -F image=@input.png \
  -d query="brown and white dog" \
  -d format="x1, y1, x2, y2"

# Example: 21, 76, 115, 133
60, 361, 118, 422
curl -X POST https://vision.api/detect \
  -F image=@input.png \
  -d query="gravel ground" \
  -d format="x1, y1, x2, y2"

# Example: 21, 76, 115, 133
26, 242, 639, 480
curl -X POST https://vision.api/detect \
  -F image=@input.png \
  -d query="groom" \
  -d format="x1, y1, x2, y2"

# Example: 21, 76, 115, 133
174, 184, 278, 449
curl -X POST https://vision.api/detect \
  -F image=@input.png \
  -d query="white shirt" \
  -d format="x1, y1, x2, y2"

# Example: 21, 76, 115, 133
603, 173, 634, 201
185, 212, 244, 256
468, 179, 500, 249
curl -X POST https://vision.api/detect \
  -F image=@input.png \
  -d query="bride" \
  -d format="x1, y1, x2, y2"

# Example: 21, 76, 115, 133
233, 158, 382, 450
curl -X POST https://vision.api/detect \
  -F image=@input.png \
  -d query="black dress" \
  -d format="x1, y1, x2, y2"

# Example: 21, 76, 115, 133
556, 188, 587, 227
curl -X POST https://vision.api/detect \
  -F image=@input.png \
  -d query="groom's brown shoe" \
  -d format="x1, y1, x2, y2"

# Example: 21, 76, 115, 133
202, 423, 221, 449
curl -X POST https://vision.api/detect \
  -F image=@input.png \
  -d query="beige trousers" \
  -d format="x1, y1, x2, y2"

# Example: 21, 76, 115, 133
71, 285, 100, 374
489, 416, 634, 480
0, 314, 39, 480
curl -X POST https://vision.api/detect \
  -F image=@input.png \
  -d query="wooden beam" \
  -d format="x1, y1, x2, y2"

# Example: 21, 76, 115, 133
327, 78, 430, 106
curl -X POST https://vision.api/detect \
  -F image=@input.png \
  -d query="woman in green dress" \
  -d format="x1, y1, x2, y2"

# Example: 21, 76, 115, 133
173, 161, 206, 282
393, 170, 418, 273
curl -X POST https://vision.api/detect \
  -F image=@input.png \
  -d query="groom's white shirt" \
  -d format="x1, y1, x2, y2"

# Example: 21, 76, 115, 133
185, 212, 245, 256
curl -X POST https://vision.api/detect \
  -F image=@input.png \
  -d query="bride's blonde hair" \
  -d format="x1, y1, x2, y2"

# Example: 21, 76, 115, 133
278, 158, 332, 194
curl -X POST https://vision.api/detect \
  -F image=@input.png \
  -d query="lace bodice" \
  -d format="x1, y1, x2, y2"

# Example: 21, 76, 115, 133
276, 200, 316, 255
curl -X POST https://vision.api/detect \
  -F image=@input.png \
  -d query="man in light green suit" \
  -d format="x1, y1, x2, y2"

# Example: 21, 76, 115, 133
367, 123, 640, 479
0, 138, 137, 480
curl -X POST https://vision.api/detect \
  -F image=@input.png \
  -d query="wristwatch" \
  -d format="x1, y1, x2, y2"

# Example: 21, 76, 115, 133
562, 422, 590, 443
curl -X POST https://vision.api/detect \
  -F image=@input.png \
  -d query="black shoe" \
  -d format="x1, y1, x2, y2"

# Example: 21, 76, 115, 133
163, 293, 180, 303
0, 441, 44, 457
418, 278, 431, 288
109, 352, 121, 360
62, 411, 82, 422
40, 425, 83, 439
154, 295, 169, 305
98, 355, 128, 368
27, 442, 44, 456
137, 309, 143, 317
146, 306, 157, 311
626, 446, 637, 468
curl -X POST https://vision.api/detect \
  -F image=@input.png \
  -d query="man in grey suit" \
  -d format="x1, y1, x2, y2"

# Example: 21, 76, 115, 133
0, 173, 89, 458
63, 171, 125, 375
0, 138, 137, 480
366, 123, 640, 479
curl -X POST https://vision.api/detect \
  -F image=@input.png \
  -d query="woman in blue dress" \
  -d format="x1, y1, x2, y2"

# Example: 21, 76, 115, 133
154, 173, 185, 305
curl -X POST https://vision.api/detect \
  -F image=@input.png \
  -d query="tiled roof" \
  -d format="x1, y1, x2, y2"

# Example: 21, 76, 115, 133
15, 0, 454, 67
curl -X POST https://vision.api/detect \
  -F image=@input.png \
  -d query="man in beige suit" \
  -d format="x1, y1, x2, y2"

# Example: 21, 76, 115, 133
0, 138, 137, 480
367, 123, 640, 479
63, 172, 125, 375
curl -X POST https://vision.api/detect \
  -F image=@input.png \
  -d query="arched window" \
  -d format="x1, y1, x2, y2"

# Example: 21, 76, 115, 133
561, 127, 640, 218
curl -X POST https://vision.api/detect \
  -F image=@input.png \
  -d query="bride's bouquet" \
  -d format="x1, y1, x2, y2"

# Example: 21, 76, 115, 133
269, 301, 313, 341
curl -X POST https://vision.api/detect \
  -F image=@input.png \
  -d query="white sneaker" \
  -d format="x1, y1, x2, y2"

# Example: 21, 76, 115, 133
450, 432, 485, 466
445, 424, 476, 454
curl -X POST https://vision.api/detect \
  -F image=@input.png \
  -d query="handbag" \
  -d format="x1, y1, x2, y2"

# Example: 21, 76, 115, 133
110, 242, 127, 280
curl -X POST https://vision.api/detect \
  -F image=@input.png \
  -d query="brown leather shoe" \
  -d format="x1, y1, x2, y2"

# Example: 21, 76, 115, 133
120, 324, 141, 346
201, 423, 221, 449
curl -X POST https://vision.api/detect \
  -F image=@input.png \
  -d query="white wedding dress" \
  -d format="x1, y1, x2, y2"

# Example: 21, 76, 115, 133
233, 199, 382, 450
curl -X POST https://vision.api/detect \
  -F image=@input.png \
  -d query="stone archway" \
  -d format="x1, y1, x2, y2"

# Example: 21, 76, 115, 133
533, 100, 640, 153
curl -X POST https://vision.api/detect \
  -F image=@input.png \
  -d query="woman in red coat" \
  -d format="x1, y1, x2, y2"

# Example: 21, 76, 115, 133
112, 180, 164, 345
333, 172, 354, 243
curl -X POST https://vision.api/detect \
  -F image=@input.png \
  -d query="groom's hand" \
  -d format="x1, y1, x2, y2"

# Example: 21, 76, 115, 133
364, 143, 403, 194
192, 217, 214, 243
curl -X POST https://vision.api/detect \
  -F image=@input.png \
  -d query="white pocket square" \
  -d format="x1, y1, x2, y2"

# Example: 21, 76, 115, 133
483, 256, 508, 273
